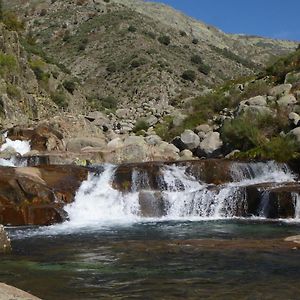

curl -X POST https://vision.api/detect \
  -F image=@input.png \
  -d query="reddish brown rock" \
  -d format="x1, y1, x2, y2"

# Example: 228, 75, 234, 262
0, 165, 88, 226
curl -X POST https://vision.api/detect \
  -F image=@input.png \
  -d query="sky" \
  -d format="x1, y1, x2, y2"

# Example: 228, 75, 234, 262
148, 0, 300, 41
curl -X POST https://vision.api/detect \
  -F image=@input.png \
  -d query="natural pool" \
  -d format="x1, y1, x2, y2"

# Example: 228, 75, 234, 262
1, 219, 300, 299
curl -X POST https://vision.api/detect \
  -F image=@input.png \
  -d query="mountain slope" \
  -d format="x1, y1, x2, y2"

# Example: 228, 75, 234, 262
4, 0, 297, 113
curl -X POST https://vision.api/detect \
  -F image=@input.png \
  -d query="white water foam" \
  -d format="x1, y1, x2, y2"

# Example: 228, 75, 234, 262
292, 193, 300, 219
64, 165, 140, 227
0, 133, 31, 167
55, 161, 297, 229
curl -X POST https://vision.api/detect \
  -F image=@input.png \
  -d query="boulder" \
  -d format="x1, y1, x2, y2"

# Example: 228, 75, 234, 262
116, 109, 130, 119
289, 127, 300, 143
0, 225, 11, 253
107, 137, 124, 151
180, 129, 200, 151
195, 124, 212, 134
0, 165, 88, 225
85, 111, 110, 128
198, 132, 223, 157
244, 95, 267, 106
145, 135, 162, 146
289, 112, 300, 127
277, 94, 297, 107
268, 84, 292, 98
238, 95, 272, 116
179, 149, 194, 160
145, 115, 158, 126
66, 137, 106, 152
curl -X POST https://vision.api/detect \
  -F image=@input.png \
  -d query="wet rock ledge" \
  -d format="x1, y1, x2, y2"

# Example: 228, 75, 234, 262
0, 165, 88, 226
0, 225, 11, 253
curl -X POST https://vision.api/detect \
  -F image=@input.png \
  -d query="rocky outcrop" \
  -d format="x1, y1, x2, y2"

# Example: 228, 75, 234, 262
0, 283, 41, 300
0, 165, 88, 225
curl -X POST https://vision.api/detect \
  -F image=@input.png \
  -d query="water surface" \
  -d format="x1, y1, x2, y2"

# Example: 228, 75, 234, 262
1, 220, 300, 300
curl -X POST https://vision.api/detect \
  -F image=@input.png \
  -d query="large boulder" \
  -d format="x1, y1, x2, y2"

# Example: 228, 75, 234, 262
197, 132, 223, 157
268, 84, 292, 98
289, 127, 300, 143
238, 95, 272, 116
180, 130, 200, 151
0, 225, 11, 253
0, 165, 88, 226
277, 94, 297, 107
7, 124, 65, 152
66, 137, 106, 152
289, 112, 300, 127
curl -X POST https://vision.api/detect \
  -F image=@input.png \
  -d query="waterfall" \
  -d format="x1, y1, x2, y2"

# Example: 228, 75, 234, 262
293, 193, 300, 219
64, 165, 140, 226
0, 132, 31, 167
62, 161, 298, 227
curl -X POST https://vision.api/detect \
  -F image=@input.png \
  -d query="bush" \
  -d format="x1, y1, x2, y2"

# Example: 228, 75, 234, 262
130, 57, 147, 68
2, 12, 25, 32
133, 119, 149, 133
198, 63, 211, 75
6, 83, 21, 99
179, 30, 187, 37
192, 38, 199, 45
106, 62, 117, 73
51, 91, 68, 109
235, 136, 299, 162
101, 96, 117, 109
63, 80, 76, 94
181, 70, 196, 82
0, 52, 17, 74
29, 59, 49, 82
191, 55, 203, 65
158, 35, 171, 46
128, 25, 137, 33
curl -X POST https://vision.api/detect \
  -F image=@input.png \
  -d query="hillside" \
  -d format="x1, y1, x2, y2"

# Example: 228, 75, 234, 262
4, 0, 297, 115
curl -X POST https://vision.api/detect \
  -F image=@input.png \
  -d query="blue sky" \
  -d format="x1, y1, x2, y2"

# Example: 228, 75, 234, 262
148, 0, 300, 41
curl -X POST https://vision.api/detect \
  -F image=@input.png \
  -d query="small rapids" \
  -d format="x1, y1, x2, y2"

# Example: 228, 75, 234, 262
59, 161, 298, 229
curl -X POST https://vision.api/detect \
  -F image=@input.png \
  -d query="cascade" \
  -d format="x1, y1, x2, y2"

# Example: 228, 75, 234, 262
0, 132, 31, 167
63, 161, 297, 226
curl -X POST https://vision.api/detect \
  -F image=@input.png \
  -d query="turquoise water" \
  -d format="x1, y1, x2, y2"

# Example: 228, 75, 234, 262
1, 220, 300, 299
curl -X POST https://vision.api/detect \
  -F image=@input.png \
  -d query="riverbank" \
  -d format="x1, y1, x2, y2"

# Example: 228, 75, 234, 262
0, 283, 40, 300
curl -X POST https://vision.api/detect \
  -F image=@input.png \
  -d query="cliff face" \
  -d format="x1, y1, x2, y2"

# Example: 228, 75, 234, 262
3, 0, 297, 113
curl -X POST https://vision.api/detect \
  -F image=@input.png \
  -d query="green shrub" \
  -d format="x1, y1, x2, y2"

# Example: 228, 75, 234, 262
133, 119, 149, 133
192, 38, 199, 45
106, 62, 117, 73
101, 96, 117, 109
220, 112, 289, 152
180, 30, 187, 37
0, 52, 17, 74
181, 70, 196, 82
51, 91, 68, 109
63, 80, 76, 94
128, 25, 137, 33
29, 59, 49, 82
143, 31, 156, 39
198, 63, 211, 75
6, 84, 21, 99
2, 12, 25, 32
235, 136, 299, 162
158, 35, 171, 46
191, 55, 203, 65
130, 57, 147, 68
